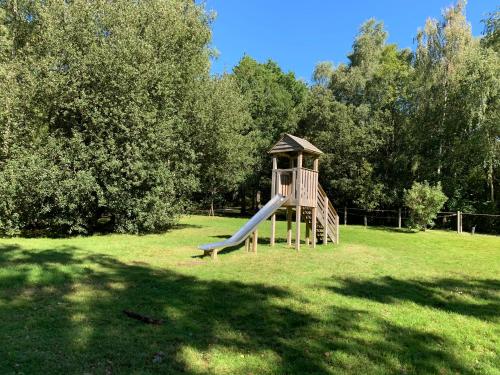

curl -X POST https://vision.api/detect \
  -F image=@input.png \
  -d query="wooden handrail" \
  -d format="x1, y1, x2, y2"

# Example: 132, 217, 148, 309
316, 183, 339, 243
272, 167, 318, 173
318, 184, 338, 216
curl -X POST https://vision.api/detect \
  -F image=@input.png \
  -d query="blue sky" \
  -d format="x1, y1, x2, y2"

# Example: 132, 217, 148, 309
205, 0, 498, 82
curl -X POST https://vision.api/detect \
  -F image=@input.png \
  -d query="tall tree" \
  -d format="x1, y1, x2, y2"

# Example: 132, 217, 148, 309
411, 1, 499, 210
303, 19, 412, 209
0, 0, 214, 234
232, 56, 308, 208
482, 9, 499, 52
192, 75, 253, 215
0, 5, 15, 164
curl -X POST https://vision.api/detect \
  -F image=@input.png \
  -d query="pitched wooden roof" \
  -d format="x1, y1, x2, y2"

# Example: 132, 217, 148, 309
268, 134, 323, 156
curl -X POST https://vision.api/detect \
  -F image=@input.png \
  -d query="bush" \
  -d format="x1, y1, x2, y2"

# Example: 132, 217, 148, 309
404, 181, 447, 231
0, 139, 101, 235
0, 0, 211, 235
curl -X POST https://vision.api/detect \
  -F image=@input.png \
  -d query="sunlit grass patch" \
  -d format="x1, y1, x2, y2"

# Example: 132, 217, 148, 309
0, 215, 498, 374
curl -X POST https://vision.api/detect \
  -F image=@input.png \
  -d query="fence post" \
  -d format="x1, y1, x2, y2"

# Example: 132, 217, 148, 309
457, 211, 460, 234
344, 206, 347, 226
398, 208, 401, 229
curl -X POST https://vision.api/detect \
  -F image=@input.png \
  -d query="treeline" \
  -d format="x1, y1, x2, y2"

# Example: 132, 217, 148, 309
0, 0, 498, 235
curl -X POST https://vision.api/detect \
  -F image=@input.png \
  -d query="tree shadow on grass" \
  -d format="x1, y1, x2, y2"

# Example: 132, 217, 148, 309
365, 226, 417, 234
319, 307, 475, 374
198, 235, 291, 257
326, 276, 500, 322
0, 244, 484, 374
211, 234, 314, 246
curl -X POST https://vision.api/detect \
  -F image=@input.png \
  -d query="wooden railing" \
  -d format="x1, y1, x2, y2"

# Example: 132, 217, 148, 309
272, 167, 318, 207
299, 168, 318, 207
317, 184, 339, 244
272, 168, 294, 198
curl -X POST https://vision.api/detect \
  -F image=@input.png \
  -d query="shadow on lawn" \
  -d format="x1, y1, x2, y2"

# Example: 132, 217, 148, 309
0, 244, 483, 374
327, 276, 500, 322
365, 226, 417, 234
201, 235, 291, 257
211, 234, 307, 246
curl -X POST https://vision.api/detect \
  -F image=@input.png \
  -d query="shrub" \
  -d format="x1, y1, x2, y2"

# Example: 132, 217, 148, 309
404, 181, 447, 231
0, 0, 212, 235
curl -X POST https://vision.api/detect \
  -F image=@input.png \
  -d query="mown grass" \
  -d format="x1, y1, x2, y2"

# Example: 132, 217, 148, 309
0, 215, 499, 374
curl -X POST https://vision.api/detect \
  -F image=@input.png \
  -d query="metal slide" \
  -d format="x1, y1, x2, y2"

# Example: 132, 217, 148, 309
198, 194, 289, 251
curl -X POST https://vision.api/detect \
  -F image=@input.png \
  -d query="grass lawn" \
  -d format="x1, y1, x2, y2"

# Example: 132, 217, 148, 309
0, 215, 499, 375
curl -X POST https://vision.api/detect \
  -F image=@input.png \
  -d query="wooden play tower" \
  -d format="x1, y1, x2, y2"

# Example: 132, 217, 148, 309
269, 134, 339, 250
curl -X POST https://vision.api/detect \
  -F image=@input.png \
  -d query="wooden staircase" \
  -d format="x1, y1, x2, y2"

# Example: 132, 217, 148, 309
303, 184, 339, 244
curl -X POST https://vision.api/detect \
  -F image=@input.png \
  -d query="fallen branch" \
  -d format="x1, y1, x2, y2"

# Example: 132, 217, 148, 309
123, 310, 164, 325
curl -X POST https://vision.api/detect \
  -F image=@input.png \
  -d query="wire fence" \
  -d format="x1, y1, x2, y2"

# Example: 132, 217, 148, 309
195, 205, 499, 235
341, 207, 500, 235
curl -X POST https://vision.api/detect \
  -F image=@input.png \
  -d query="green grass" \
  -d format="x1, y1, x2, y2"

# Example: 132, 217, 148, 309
0, 215, 499, 374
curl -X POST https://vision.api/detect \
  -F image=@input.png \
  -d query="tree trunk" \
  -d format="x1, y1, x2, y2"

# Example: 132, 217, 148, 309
209, 199, 214, 216
252, 189, 256, 210
488, 160, 494, 202
438, 69, 449, 177
240, 186, 247, 214
209, 191, 215, 216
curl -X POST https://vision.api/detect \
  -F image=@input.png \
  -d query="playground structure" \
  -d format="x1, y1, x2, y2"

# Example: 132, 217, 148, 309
199, 134, 339, 259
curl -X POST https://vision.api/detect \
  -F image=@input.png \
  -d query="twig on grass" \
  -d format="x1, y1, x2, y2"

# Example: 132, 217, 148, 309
123, 310, 164, 325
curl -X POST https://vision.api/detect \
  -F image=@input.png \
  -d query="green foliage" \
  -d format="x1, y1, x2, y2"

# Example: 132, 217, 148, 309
232, 56, 308, 202
191, 75, 253, 213
0, 0, 213, 234
348, 18, 387, 70
0, 137, 101, 235
312, 61, 334, 87
303, 2, 498, 222
0, 0, 498, 235
303, 19, 411, 209
411, 1, 499, 211
404, 181, 447, 230
482, 9, 499, 52
302, 87, 390, 208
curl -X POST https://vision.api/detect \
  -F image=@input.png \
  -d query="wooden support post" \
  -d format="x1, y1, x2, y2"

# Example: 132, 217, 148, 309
295, 152, 303, 251
245, 237, 250, 252
272, 156, 278, 168
324, 197, 328, 245
211, 250, 218, 260
270, 214, 276, 246
457, 211, 460, 234
312, 157, 319, 249
252, 229, 258, 253
287, 207, 292, 246
344, 206, 347, 226
313, 158, 319, 171
312, 207, 317, 248
398, 208, 402, 229
295, 205, 301, 251
271, 156, 277, 196
305, 216, 310, 246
